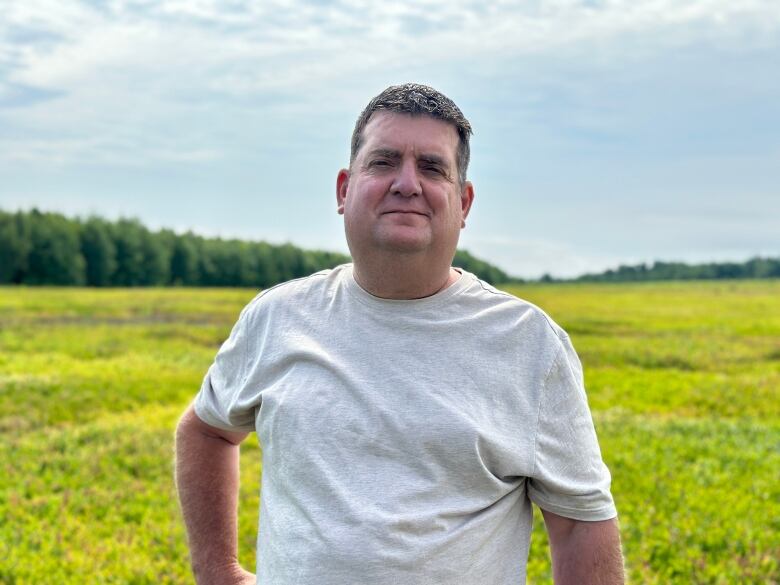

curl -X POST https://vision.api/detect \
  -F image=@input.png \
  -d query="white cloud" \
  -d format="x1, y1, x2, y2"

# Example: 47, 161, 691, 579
6, 1, 780, 98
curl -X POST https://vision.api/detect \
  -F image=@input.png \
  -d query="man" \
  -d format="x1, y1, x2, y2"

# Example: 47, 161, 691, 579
176, 83, 624, 584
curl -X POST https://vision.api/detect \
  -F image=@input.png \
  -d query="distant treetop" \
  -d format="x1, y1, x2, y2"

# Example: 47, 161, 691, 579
0, 208, 514, 287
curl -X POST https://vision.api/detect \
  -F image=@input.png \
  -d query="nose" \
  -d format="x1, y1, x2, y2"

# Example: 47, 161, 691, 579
390, 157, 422, 198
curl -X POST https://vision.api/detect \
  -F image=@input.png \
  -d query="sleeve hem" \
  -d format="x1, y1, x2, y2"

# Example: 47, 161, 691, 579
529, 491, 617, 522
193, 394, 257, 433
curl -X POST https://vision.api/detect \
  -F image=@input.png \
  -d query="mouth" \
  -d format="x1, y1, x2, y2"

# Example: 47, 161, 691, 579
381, 210, 430, 217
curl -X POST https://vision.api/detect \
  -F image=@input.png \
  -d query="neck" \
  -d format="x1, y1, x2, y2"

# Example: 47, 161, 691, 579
352, 254, 459, 299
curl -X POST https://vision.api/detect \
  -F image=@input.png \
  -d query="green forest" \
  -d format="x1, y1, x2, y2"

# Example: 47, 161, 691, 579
0, 208, 510, 287
572, 257, 780, 282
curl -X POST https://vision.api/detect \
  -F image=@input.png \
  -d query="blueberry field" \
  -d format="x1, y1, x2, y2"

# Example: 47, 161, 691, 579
1, 281, 778, 583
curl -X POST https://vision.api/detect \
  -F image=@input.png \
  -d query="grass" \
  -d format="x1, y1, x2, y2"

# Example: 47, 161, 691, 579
1, 280, 778, 583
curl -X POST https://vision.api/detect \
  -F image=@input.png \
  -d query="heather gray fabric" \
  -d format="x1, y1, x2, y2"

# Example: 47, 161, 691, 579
195, 264, 616, 584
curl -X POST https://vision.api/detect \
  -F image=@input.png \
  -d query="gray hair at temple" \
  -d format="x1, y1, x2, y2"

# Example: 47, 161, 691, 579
350, 83, 473, 186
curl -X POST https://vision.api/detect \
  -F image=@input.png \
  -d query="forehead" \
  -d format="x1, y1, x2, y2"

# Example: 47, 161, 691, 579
358, 112, 459, 163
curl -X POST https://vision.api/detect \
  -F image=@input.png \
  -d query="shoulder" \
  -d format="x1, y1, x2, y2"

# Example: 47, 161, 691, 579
238, 264, 347, 324
457, 271, 571, 349
251, 265, 340, 304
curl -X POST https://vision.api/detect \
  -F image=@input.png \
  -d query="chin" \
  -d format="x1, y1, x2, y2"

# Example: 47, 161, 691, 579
379, 242, 429, 254
376, 235, 435, 254
373, 227, 432, 253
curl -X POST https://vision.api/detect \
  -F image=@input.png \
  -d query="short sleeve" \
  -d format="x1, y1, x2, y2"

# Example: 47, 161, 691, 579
194, 302, 261, 433
527, 335, 617, 521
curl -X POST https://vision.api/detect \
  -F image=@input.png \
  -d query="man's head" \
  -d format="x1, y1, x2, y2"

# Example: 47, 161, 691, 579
336, 85, 475, 274
350, 83, 473, 186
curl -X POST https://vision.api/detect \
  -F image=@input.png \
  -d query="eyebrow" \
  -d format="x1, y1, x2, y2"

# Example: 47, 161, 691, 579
365, 148, 450, 169
365, 148, 401, 161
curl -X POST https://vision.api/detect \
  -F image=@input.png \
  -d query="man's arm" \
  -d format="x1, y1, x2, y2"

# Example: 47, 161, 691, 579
175, 404, 255, 585
541, 509, 625, 585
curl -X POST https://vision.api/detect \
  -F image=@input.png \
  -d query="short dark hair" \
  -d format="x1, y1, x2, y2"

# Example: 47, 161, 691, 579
350, 83, 473, 185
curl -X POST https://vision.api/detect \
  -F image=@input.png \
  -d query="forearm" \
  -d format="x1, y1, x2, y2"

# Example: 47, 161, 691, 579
175, 406, 247, 584
544, 512, 625, 585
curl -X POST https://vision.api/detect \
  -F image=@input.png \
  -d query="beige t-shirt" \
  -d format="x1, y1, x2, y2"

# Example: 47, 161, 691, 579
195, 264, 616, 584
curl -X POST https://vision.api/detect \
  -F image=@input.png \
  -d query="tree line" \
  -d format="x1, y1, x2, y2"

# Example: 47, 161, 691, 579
0, 208, 512, 287
564, 258, 780, 283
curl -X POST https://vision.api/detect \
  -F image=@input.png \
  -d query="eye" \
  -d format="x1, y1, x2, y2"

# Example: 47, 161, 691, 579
422, 164, 445, 176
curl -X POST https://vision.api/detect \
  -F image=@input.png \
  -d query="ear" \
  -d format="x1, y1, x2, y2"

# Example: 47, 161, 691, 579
336, 169, 350, 215
459, 181, 475, 228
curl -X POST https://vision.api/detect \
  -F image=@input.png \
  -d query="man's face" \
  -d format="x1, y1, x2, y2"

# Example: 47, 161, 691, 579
336, 112, 474, 260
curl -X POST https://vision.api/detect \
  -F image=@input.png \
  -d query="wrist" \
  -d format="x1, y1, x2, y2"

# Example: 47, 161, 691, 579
195, 559, 252, 585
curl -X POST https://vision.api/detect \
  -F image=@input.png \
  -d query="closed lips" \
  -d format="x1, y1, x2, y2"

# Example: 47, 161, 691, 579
382, 210, 429, 216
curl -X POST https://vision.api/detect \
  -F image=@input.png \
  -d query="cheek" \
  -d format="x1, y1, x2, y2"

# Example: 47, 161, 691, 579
431, 190, 460, 214
353, 181, 389, 209
343, 192, 373, 225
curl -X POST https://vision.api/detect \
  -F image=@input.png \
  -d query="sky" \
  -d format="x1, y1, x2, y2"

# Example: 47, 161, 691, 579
1, 0, 778, 279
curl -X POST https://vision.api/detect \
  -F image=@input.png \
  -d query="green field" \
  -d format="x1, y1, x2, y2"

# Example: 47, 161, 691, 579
1, 281, 778, 584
